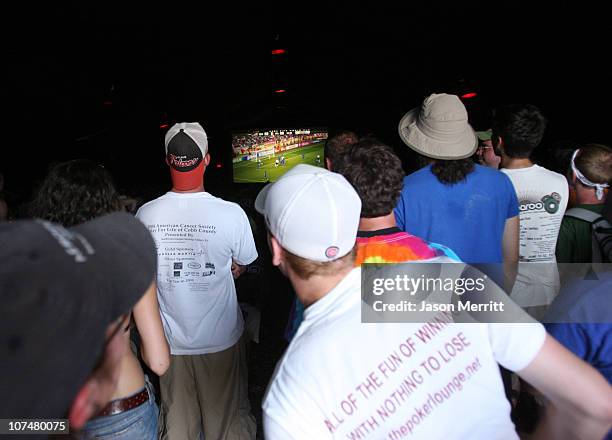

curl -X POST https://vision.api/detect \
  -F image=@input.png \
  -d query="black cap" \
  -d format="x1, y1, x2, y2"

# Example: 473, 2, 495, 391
166, 130, 204, 173
0, 212, 157, 420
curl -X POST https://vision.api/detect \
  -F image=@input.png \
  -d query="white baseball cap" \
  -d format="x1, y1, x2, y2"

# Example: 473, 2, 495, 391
255, 164, 361, 262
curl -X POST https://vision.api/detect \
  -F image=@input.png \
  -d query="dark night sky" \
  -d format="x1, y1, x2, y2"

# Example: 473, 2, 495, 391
1, 1, 609, 202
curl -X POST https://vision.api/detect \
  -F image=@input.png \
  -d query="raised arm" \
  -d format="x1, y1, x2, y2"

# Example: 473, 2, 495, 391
518, 334, 612, 439
133, 280, 170, 376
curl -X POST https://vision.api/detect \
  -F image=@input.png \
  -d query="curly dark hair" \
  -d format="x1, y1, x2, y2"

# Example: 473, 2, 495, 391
28, 159, 121, 227
324, 130, 359, 170
334, 138, 405, 218
491, 104, 547, 158
430, 158, 475, 185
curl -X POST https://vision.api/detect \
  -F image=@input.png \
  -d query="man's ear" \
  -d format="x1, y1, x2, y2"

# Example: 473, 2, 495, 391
325, 157, 332, 171
492, 136, 504, 155
203, 153, 211, 167
270, 235, 284, 267
570, 171, 578, 186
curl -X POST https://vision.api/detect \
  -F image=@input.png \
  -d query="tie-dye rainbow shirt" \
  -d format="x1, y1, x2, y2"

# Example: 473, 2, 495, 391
356, 227, 460, 264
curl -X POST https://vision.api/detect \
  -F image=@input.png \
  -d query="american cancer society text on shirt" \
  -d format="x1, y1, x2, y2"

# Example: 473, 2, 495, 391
148, 223, 217, 291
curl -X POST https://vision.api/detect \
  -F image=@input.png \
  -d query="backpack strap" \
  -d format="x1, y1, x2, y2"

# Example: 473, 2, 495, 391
592, 217, 612, 263
566, 208, 610, 262
564, 207, 603, 223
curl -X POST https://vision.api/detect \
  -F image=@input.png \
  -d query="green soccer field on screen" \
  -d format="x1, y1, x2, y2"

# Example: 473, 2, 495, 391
232, 128, 327, 183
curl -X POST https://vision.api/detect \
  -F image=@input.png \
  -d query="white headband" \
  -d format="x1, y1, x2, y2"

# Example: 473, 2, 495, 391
571, 149, 609, 200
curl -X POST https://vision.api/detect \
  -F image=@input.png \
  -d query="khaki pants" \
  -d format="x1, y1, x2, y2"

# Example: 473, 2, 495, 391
159, 337, 256, 440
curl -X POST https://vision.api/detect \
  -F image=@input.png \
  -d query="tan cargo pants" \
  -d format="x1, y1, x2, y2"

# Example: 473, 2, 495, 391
158, 337, 256, 439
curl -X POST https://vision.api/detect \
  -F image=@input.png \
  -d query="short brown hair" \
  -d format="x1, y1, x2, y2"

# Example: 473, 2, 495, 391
284, 246, 356, 280
575, 143, 612, 184
324, 131, 359, 170
334, 138, 405, 218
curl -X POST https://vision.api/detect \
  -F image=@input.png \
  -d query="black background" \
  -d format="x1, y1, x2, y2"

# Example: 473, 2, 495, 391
1, 1, 609, 204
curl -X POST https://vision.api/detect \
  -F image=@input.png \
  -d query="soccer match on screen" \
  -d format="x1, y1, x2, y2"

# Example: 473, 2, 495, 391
232, 128, 328, 182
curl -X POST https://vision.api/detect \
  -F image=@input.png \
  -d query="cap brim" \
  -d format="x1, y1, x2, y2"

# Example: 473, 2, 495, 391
255, 183, 273, 215
476, 130, 492, 141
398, 108, 478, 160
72, 212, 157, 319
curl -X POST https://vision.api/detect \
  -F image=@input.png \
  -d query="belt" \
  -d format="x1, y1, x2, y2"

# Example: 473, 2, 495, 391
98, 387, 150, 417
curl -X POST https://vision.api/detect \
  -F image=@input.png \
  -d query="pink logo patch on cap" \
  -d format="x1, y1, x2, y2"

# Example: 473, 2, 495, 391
325, 246, 340, 259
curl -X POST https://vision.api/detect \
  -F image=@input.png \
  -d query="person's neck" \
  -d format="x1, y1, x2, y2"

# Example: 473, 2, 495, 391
171, 183, 205, 193
576, 186, 605, 205
358, 212, 396, 232
290, 266, 353, 308
501, 155, 533, 170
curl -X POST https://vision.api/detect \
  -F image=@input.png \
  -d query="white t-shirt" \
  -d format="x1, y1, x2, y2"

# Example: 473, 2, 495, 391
263, 268, 546, 440
502, 165, 569, 307
501, 165, 568, 262
136, 191, 258, 354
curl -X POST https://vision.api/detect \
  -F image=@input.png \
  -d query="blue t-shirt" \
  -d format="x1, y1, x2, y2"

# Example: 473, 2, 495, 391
394, 164, 519, 264
545, 272, 612, 384
544, 272, 612, 440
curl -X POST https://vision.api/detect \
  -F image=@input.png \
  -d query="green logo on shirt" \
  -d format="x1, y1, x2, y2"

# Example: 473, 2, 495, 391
519, 192, 561, 214
542, 192, 561, 214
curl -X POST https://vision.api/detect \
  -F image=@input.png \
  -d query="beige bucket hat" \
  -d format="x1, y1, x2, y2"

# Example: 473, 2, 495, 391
398, 93, 478, 160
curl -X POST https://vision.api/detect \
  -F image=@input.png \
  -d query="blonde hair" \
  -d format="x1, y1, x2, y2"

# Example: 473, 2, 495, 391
284, 246, 356, 280
575, 143, 612, 184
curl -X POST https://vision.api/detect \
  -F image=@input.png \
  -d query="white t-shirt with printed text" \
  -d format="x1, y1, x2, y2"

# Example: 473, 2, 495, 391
136, 191, 258, 355
502, 165, 569, 307
263, 268, 546, 440
501, 165, 568, 262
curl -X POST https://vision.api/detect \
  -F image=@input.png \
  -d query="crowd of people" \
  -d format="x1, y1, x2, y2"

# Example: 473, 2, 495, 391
1, 93, 611, 439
